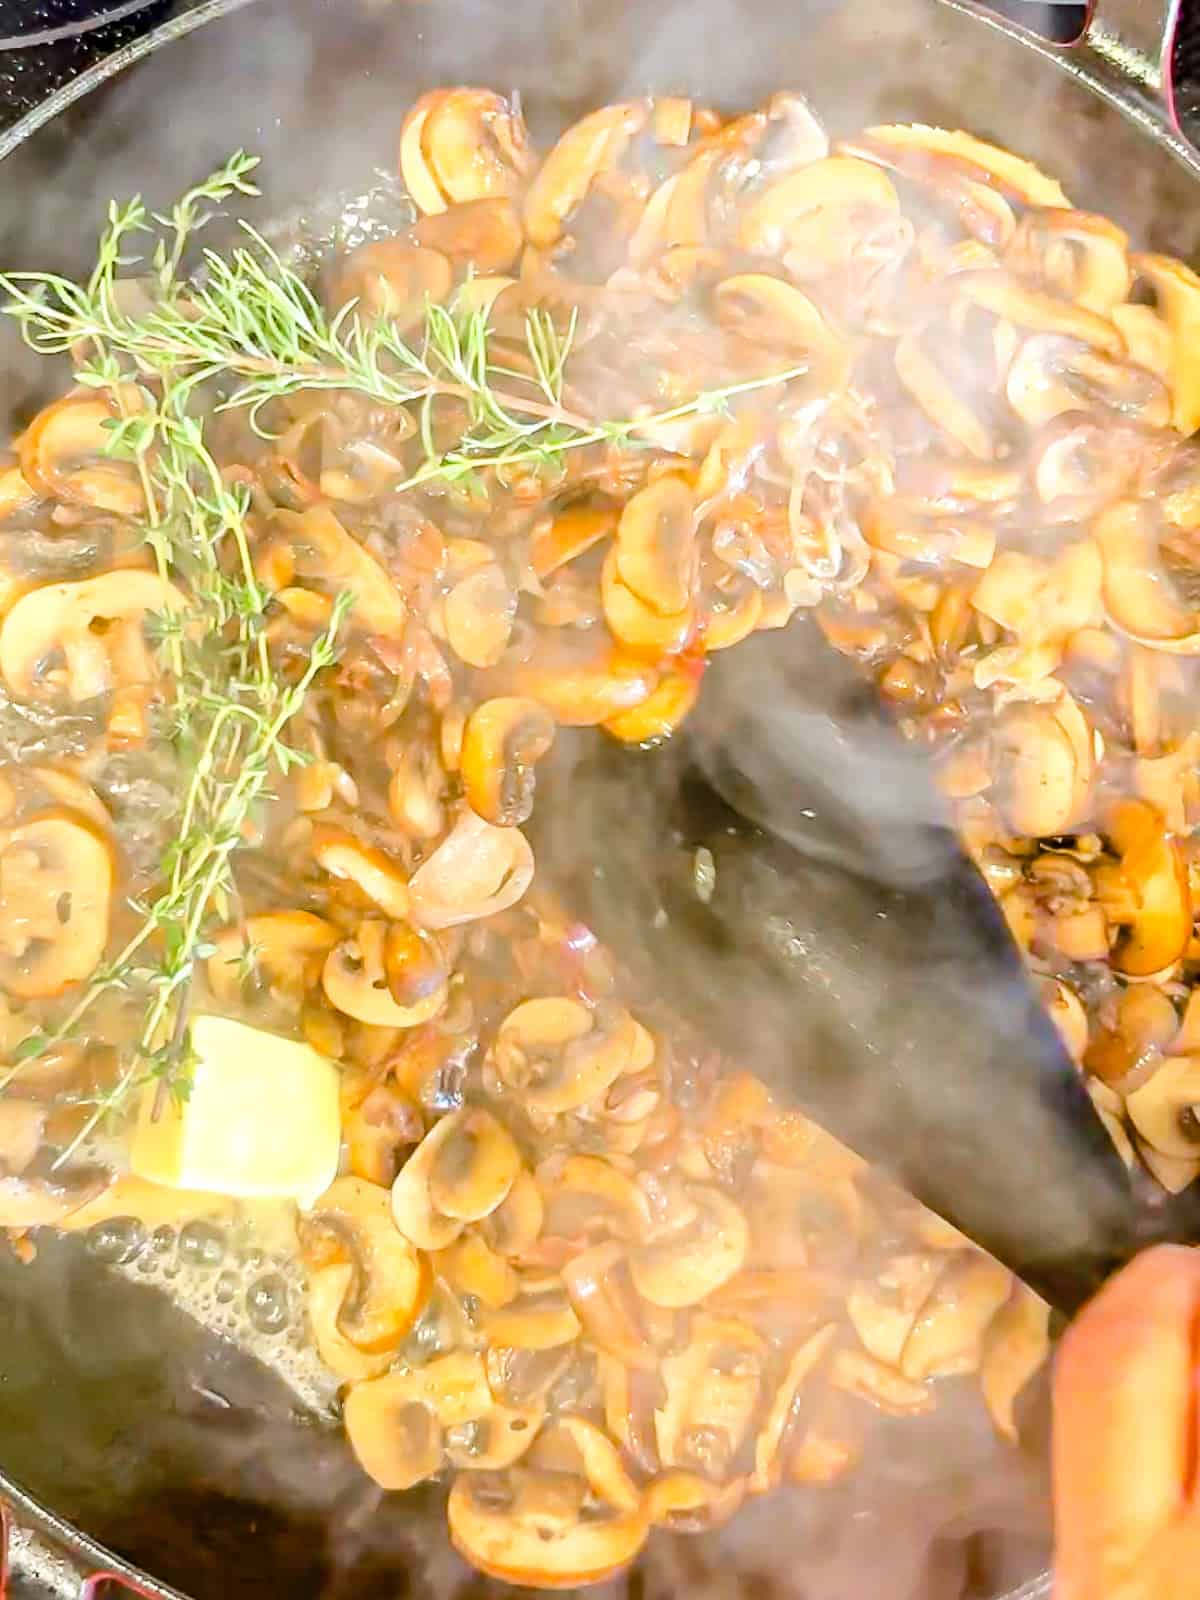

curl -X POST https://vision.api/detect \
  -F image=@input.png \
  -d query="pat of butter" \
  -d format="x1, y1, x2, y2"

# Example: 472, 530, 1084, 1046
130, 1015, 340, 1206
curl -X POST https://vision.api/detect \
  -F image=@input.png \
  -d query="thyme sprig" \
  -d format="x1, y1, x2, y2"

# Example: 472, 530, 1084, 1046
0, 151, 809, 497
0, 158, 350, 1152
0, 152, 810, 1147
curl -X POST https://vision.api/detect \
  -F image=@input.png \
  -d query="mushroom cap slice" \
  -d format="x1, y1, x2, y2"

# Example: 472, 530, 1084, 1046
307, 1262, 394, 1383
392, 1108, 517, 1250
408, 810, 534, 928
493, 998, 639, 1116
300, 1175, 430, 1351
979, 1284, 1050, 1444
0, 571, 185, 704
344, 1377, 446, 1491
898, 1252, 1013, 1380
630, 1185, 749, 1308
0, 809, 114, 999
1125, 1055, 1200, 1160
0, 1163, 110, 1228
460, 697, 556, 828
274, 505, 407, 640
1104, 798, 1191, 977
322, 920, 448, 1029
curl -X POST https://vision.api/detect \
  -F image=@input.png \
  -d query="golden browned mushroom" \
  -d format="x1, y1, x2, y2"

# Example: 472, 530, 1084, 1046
523, 101, 648, 251
310, 825, 410, 921
614, 475, 696, 618
323, 919, 448, 1028
443, 563, 517, 669
492, 998, 638, 1115
736, 154, 899, 261
538, 1153, 651, 1243
445, 1401, 545, 1471
955, 269, 1124, 355
898, 1252, 1013, 1381
408, 809, 534, 927
328, 241, 452, 331
630, 1184, 749, 1308
600, 549, 694, 658
979, 1283, 1050, 1444
0, 810, 114, 999
1103, 798, 1191, 977
415, 198, 524, 273
274, 505, 407, 639
530, 503, 619, 581
843, 124, 1069, 209
18, 393, 145, 516
1005, 335, 1170, 430
511, 637, 657, 726
460, 697, 556, 827
561, 1242, 654, 1369
714, 276, 850, 393
988, 706, 1082, 839
0, 571, 184, 705
206, 910, 338, 1011
480, 1168, 545, 1258
1006, 209, 1131, 315
1133, 252, 1200, 434
1094, 500, 1200, 651
830, 1349, 934, 1417
847, 1254, 947, 1368
345, 1380, 445, 1489
603, 671, 701, 746
482, 1275, 583, 1350
401, 89, 533, 216
447, 1463, 649, 1588
438, 1233, 521, 1309
299, 1176, 430, 1351
344, 1078, 423, 1187
654, 1313, 765, 1477
643, 1471, 745, 1532
307, 1262, 394, 1383
1125, 1055, 1200, 1159
894, 332, 993, 461
427, 1107, 522, 1223
750, 1323, 838, 1492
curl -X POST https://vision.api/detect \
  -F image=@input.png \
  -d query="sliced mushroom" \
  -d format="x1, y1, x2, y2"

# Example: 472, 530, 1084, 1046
460, 697, 556, 828
415, 198, 524, 273
0, 570, 185, 704
444, 563, 517, 669
274, 505, 406, 639
539, 1153, 651, 1243
603, 670, 701, 746
562, 1242, 654, 1369
511, 637, 657, 726
205, 911, 339, 1010
445, 1402, 545, 1471
1006, 209, 1131, 314
847, 1255, 947, 1368
493, 998, 638, 1115
843, 124, 1069, 210
630, 1185, 749, 1308
438, 1233, 520, 1309
955, 269, 1124, 355
524, 102, 648, 251
750, 1323, 838, 1492
311, 825, 410, 921
307, 1262, 394, 1383
482, 1276, 583, 1349
447, 1463, 649, 1588
830, 1349, 934, 1417
899, 1253, 1013, 1381
346, 1382, 445, 1490
299, 1176, 430, 1351
18, 393, 145, 516
895, 331, 993, 460
714, 276, 850, 392
1103, 798, 1191, 977
0, 810, 114, 999
601, 548, 694, 657
644, 1470, 745, 1532
736, 154, 899, 262
426, 1107, 521, 1223
383, 920, 450, 1012
988, 706, 1081, 838
1125, 1055, 1200, 1159
1134, 253, 1200, 434
614, 475, 696, 618
480, 1168, 545, 1259
530, 503, 618, 580
323, 919, 448, 1028
654, 1313, 765, 1477
327, 241, 452, 330
1005, 335, 1170, 430
1094, 500, 1200, 652
979, 1284, 1050, 1445
0, 1099, 46, 1175
408, 809, 534, 928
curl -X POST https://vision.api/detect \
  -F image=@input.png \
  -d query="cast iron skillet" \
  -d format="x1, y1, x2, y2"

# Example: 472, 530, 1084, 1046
0, 0, 1197, 1594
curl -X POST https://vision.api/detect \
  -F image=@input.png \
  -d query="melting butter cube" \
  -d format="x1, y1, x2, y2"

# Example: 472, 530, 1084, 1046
130, 1014, 340, 1205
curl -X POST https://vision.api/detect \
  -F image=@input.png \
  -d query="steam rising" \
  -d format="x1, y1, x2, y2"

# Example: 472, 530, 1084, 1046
7, 0, 1200, 1595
